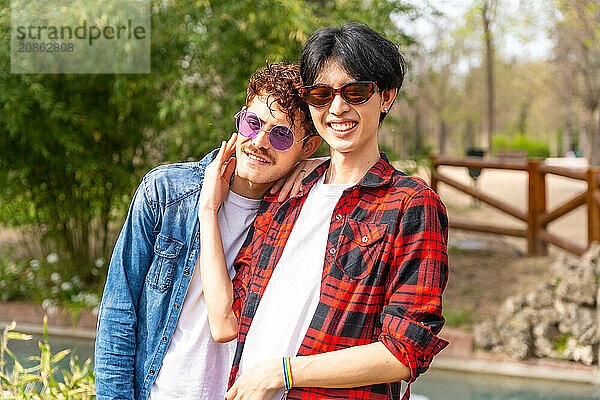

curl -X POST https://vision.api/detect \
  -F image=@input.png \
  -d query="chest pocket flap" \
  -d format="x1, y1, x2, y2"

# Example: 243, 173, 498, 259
147, 234, 184, 292
154, 234, 184, 258
335, 219, 387, 280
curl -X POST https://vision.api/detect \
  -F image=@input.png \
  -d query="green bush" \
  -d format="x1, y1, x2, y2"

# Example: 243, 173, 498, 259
0, 318, 95, 399
0, 0, 417, 281
492, 134, 550, 158
0, 255, 103, 321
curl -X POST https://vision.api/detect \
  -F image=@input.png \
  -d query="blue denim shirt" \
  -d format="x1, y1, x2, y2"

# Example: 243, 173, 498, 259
94, 150, 217, 400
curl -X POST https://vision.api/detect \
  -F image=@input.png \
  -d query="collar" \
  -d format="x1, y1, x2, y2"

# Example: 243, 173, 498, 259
294, 152, 395, 198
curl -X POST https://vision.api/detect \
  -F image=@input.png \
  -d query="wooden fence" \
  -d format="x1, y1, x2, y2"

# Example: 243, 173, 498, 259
429, 155, 600, 256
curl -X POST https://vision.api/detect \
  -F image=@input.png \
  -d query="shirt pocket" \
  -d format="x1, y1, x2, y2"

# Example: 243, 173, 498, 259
335, 219, 387, 280
146, 234, 184, 292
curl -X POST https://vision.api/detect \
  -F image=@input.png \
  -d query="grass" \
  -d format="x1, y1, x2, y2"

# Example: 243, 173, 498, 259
0, 317, 95, 399
444, 306, 475, 327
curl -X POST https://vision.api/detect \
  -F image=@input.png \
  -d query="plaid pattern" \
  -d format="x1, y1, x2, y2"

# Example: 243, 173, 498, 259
230, 154, 449, 399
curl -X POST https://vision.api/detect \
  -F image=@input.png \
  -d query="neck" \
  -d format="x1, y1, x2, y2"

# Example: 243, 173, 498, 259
325, 145, 381, 184
230, 175, 269, 199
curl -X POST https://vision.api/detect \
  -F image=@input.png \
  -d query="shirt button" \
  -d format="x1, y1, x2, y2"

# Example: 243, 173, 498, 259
162, 336, 167, 342
150, 369, 155, 375
184, 269, 190, 275
335, 214, 342, 220
155, 244, 160, 250
329, 248, 336, 255
174, 304, 180, 309
362, 236, 368, 243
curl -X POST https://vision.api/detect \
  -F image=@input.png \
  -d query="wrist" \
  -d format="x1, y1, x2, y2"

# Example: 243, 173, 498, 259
199, 206, 220, 219
270, 358, 286, 390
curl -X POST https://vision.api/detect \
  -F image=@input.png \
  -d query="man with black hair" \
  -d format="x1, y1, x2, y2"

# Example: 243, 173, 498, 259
200, 23, 448, 400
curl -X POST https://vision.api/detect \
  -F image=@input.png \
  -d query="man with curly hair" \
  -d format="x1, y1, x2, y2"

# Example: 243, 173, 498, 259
94, 63, 322, 400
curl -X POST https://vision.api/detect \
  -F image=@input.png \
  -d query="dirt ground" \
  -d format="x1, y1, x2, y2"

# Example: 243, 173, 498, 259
443, 231, 554, 328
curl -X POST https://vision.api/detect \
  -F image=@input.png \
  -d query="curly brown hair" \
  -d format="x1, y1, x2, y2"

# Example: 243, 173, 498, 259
246, 63, 316, 138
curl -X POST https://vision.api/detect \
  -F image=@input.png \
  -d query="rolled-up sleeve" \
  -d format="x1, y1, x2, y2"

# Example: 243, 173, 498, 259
379, 187, 449, 383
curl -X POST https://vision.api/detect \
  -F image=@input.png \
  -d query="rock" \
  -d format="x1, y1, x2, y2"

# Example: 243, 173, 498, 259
504, 332, 531, 359
532, 322, 559, 358
525, 283, 554, 309
572, 308, 597, 344
551, 254, 577, 277
555, 300, 578, 333
500, 312, 533, 359
555, 278, 596, 306
552, 251, 596, 306
475, 245, 600, 364
562, 338, 595, 365
580, 242, 600, 275
499, 295, 526, 321
473, 320, 501, 350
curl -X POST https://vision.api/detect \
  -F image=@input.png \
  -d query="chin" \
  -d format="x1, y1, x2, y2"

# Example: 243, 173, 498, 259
322, 137, 355, 153
238, 166, 275, 185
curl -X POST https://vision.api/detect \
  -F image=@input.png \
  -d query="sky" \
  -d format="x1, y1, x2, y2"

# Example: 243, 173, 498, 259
397, 0, 555, 61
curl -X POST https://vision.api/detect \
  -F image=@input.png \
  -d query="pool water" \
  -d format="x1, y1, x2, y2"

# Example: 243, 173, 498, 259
3, 333, 95, 372
412, 369, 600, 400
6, 334, 600, 399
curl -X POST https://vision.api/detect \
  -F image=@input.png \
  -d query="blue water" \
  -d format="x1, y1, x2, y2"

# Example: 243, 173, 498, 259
412, 369, 600, 400
4, 334, 95, 372
7, 334, 600, 399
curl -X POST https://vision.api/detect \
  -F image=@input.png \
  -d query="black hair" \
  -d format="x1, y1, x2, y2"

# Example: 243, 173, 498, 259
300, 23, 406, 122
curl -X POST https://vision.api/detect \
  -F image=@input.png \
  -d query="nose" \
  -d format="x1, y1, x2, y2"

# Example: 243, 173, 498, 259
251, 128, 270, 149
328, 92, 351, 115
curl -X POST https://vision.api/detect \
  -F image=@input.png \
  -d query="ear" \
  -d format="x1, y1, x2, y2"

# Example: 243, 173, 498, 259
302, 135, 322, 158
380, 88, 397, 113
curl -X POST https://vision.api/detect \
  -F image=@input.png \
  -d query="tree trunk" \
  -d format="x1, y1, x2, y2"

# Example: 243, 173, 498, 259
593, 107, 600, 166
482, 1, 495, 153
465, 117, 475, 151
414, 105, 424, 155
563, 120, 572, 156
439, 119, 447, 155
586, 108, 596, 164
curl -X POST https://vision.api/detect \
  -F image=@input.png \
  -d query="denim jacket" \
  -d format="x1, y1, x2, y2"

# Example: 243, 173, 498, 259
94, 150, 217, 400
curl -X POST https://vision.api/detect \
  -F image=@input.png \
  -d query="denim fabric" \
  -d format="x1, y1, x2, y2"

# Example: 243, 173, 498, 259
94, 150, 217, 400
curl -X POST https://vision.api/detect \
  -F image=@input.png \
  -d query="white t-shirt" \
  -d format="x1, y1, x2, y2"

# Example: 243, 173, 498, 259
150, 190, 261, 400
237, 174, 353, 400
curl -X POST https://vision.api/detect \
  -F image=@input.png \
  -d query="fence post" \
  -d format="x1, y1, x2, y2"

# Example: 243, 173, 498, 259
429, 155, 438, 193
587, 167, 600, 246
527, 160, 548, 256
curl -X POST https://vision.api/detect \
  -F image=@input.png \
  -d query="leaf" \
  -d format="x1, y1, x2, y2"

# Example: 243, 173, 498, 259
6, 332, 33, 341
50, 349, 71, 364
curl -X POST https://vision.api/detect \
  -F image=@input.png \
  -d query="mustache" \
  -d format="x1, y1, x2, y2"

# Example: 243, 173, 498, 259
241, 143, 276, 163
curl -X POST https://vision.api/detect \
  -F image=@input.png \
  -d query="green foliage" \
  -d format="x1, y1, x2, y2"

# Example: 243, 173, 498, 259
0, 318, 95, 399
0, 254, 103, 319
552, 333, 570, 355
0, 0, 416, 278
492, 134, 550, 158
443, 306, 475, 327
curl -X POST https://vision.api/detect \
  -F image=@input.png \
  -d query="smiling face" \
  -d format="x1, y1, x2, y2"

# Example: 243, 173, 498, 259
308, 61, 394, 160
232, 94, 316, 197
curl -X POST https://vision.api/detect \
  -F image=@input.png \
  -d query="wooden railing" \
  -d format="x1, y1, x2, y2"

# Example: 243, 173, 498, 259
429, 155, 600, 256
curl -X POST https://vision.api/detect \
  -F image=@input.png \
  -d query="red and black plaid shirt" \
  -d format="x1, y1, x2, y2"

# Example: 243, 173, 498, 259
230, 154, 449, 399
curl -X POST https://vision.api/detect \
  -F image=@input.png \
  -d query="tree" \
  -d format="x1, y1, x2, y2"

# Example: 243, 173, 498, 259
551, 0, 600, 165
0, 0, 416, 278
480, 0, 499, 152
